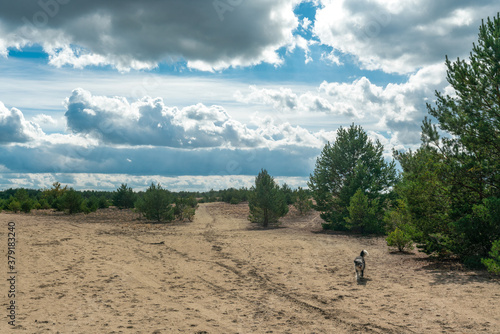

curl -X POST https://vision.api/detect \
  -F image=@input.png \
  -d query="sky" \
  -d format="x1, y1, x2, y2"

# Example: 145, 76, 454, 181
0, 0, 497, 191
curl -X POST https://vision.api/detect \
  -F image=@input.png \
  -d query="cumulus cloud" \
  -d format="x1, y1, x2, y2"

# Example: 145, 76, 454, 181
0, 0, 301, 71
64, 88, 335, 149
237, 64, 449, 145
235, 86, 298, 111
0, 101, 44, 143
252, 115, 335, 148
314, 0, 499, 73
64, 88, 261, 148
320, 64, 449, 143
32, 114, 56, 125
236, 86, 339, 115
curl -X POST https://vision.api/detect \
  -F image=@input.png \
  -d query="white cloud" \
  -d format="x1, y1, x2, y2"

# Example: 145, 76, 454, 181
64, 88, 267, 148
0, 88, 338, 152
320, 51, 342, 66
319, 64, 448, 143
252, 115, 336, 148
61, 88, 339, 150
235, 86, 298, 111
0, 101, 44, 143
236, 64, 449, 145
32, 114, 56, 125
288, 35, 316, 64
313, 0, 499, 74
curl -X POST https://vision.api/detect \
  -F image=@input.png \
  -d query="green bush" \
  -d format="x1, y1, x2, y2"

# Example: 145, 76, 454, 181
293, 187, 312, 215
38, 198, 51, 209
8, 200, 21, 213
21, 199, 33, 213
386, 228, 414, 252
98, 196, 109, 209
482, 240, 500, 274
384, 201, 416, 252
86, 196, 99, 212
136, 183, 174, 222
41, 182, 67, 210
182, 207, 196, 222
173, 197, 197, 221
281, 183, 295, 205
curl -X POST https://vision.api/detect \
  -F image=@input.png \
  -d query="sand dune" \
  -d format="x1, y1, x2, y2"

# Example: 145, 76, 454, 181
1, 202, 499, 333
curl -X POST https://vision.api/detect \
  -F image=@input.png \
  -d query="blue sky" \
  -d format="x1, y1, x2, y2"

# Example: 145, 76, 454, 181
0, 0, 497, 191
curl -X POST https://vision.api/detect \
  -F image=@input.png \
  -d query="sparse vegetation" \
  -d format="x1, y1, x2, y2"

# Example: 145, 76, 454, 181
174, 196, 198, 221
293, 187, 312, 215
482, 240, 500, 275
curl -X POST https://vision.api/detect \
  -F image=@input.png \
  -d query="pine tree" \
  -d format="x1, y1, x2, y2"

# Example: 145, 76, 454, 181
136, 183, 174, 222
248, 169, 288, 228
113, 183, 136, 209
309, 124, 396, 231
61, 189, 84, 214
417, 14, 500, 262
345, 189, 380, 234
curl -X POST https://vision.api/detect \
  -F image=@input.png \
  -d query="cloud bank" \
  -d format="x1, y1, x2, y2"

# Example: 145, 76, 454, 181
64, 88, 333, 149
0, 89, 334, 184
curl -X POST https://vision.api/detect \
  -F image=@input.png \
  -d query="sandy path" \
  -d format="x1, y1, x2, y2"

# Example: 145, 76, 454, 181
1, 203, 499, 333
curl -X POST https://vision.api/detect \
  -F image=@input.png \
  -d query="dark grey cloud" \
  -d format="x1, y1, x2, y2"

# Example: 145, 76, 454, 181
0, 0, 299, 70
0, 143, 319, 177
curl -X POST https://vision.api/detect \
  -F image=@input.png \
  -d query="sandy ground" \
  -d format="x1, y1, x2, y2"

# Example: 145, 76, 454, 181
1, 202, 499, 333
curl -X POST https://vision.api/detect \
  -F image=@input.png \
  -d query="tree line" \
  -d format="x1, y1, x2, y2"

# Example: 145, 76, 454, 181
0, 182, 199, 222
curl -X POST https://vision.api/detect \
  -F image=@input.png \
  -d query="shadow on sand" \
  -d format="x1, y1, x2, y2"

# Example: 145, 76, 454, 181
356, 277, 372, 286
246, 224, 287, 231
413, 257, 498, 285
